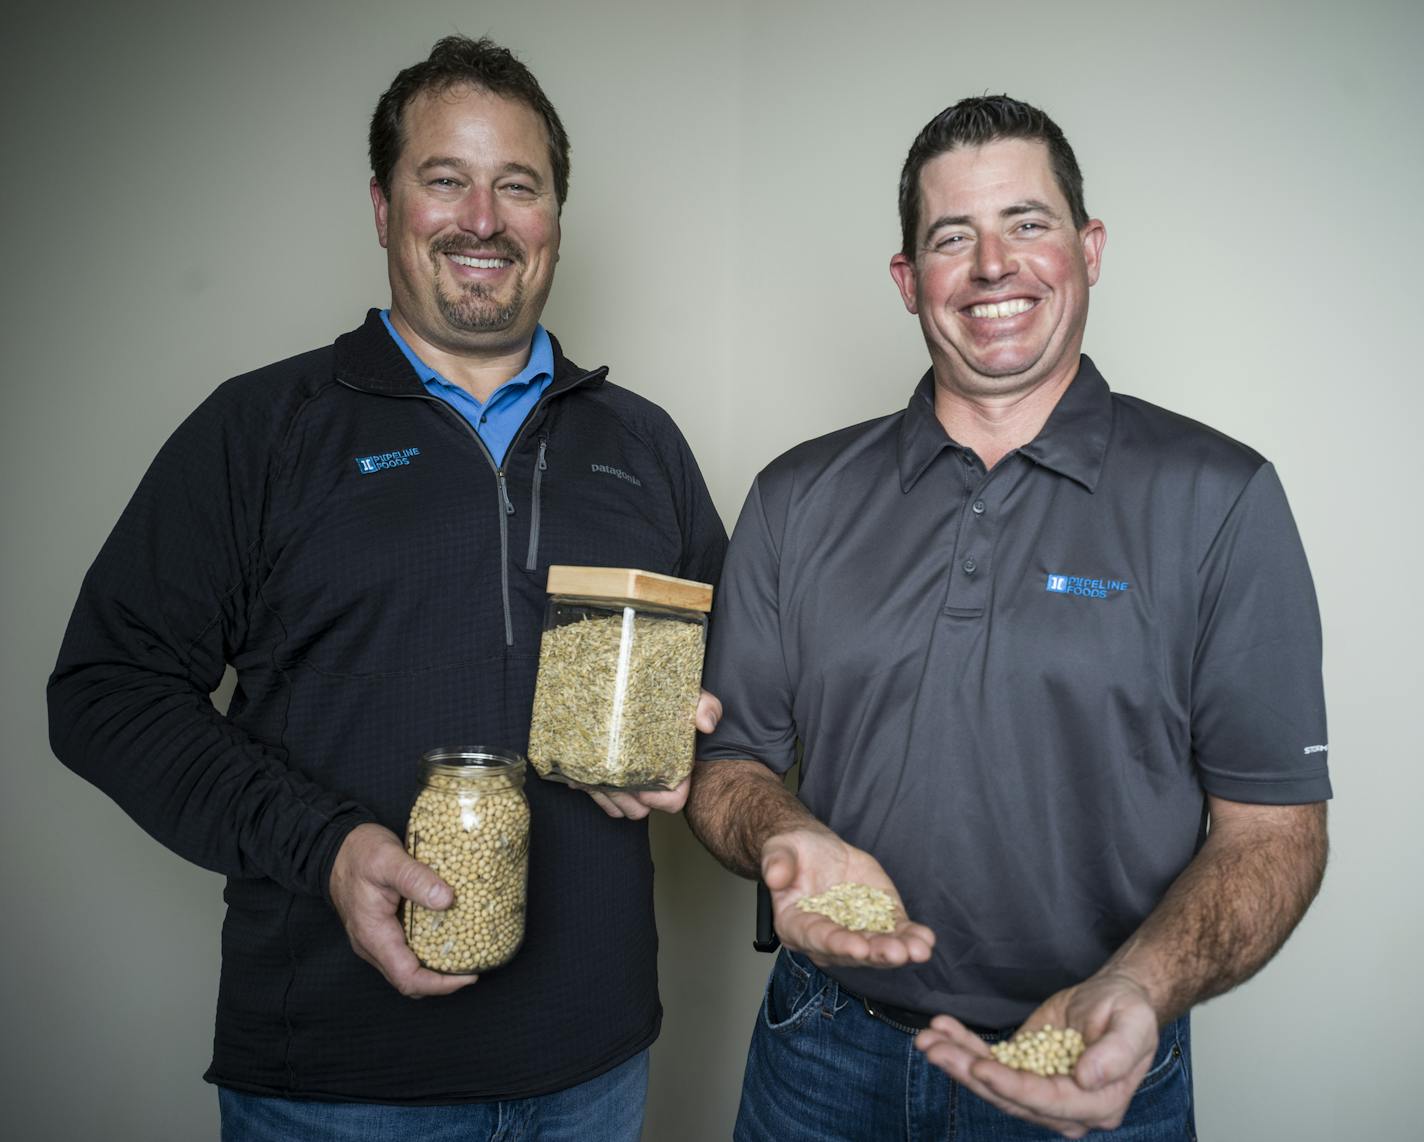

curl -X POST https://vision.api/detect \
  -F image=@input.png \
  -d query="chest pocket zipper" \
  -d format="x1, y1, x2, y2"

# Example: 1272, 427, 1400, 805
525, 438, 548, 571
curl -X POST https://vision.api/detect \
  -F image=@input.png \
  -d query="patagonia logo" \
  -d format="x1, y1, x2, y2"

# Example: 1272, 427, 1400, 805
355, 447, 421, 474
591, 463, 642, 487
1045, 573, 1130, 599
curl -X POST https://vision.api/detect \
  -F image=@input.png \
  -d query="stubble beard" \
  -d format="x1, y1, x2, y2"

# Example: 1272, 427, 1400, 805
430, 236, 526, 333
436, 277, 524, 333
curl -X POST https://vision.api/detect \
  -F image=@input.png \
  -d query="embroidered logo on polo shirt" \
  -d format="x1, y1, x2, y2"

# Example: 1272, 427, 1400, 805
591, 463, 642, 487
355, 447, 421, 474
1045, 573, 1130, 599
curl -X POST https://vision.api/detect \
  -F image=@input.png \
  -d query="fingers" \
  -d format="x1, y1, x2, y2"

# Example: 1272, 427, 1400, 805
354, 905, 479, 998
695, 688, 723, 733
577, 780, 689, 819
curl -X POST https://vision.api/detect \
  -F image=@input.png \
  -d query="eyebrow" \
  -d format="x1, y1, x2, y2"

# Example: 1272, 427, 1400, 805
414, 156, 545, 186
923, 199, 1063, 241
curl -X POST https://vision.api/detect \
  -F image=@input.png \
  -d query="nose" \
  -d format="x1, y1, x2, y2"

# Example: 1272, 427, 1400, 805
972, 233, 1016, 283
457, 185, 504, 240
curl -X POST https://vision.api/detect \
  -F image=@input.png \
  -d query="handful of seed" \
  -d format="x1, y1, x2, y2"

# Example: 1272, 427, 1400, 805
989, 1024, 1086, 1076
795, 882, 898, 933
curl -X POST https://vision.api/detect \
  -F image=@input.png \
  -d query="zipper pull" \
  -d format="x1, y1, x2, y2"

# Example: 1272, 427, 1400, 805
537, 438, 548, 470
497, 471, 515, 515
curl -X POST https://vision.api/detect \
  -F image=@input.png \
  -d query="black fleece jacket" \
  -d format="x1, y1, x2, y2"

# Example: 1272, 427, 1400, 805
48, 310, 727, 1102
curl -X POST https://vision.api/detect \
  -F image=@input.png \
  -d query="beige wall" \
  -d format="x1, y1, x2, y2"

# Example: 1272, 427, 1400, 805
3, 1, 1419, 1137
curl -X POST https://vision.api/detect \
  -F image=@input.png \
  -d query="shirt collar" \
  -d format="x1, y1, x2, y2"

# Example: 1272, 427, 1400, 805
897, 354, 1113, 493
379, 310, 554, 400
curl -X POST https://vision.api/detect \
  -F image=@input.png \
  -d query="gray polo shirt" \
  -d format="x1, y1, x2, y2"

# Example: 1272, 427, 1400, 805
698, 355, 1330, 1029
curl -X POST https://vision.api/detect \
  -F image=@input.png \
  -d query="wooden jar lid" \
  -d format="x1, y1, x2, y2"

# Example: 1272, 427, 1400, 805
544, 565, 713, 613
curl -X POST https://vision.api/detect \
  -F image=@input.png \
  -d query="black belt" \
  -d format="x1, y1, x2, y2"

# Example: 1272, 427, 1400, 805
849, 989, 1003, 1038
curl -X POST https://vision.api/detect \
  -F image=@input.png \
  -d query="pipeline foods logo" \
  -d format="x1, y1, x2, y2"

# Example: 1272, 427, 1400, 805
355, 446, 421, 475
1045, 572, 1130, 600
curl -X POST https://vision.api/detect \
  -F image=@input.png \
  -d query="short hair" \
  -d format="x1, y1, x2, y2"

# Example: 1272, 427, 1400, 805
369, 35, 571, 208
897, 95, 1087, 256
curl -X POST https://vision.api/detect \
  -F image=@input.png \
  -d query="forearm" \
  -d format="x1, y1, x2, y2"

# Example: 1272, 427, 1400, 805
48, 659, 375, 897
685, 757, 827, 878
1102, 798, 1328, 1023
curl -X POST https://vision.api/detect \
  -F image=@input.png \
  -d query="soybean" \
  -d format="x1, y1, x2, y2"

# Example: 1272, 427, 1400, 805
989, 1024, 1086, 1077
403, 772, 529, 974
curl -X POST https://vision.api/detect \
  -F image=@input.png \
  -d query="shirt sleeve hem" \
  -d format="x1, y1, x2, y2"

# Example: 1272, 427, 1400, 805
695, 742, 795, 775
1198, 770, 1333, 805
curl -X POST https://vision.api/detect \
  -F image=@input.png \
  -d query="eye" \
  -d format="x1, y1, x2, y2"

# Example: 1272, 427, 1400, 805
930, 233, 969, 253
428, 177, 462, 190
1014, 220, 1047, 235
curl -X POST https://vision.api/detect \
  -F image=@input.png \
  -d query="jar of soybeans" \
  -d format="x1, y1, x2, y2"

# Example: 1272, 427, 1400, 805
402, 747, 530, 973
527, 566, 713, 792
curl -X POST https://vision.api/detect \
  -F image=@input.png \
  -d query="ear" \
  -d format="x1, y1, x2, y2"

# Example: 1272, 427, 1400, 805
1079, 219, 1106, 286
889, 252, 919, 315
370, 177, 390, 249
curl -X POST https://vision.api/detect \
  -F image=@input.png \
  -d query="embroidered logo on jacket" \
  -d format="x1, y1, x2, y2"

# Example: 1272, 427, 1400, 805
1045, 573, 1130, 599
355, 447, 421, 474
591, 463, 642, 487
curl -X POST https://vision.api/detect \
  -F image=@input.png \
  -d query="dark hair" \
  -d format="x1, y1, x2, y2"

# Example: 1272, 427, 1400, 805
897, 95, 1087, 256
369, 35, 570, 208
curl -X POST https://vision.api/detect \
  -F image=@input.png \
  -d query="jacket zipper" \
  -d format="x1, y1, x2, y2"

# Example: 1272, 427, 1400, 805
525, 438, 548, 571
336, 370, 603, 648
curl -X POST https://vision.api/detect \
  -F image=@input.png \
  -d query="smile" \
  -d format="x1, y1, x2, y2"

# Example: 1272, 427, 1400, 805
966, 298, 1036, 319
448, 254, 513, 269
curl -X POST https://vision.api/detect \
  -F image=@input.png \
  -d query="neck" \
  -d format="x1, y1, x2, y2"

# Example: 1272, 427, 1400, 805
932, 363, 1079, 470
388, 312, 535, 403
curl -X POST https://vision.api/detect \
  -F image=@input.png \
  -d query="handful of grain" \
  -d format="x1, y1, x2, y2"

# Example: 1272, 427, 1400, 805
528, 613, 704, 790
989, 1025, 1086, 1076
795, 882, 897, 933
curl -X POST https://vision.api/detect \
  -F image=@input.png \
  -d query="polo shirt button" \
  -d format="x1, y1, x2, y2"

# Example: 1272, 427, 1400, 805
963, 558, 977, 574
972, 499, 986, 515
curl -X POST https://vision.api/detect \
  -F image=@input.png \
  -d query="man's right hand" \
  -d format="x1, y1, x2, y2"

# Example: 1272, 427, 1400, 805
762, 828, 935, 969
328, 822, 478, 998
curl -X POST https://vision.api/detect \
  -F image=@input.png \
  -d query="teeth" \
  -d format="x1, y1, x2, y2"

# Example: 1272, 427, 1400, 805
449, 254, 510, 269
968, 298, 1034, 319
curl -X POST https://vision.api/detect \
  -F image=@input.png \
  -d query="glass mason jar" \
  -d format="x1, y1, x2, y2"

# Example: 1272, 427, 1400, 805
402, 747, 530, 974
527, 566, 713, 792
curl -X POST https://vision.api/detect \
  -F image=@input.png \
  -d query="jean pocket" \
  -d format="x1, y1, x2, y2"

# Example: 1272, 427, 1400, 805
762, 950, 828, 1034
1133, 1023, 1187, 1097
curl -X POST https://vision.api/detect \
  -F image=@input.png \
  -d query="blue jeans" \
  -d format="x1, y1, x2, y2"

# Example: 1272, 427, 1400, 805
218, 1048, 648, 1141
735, 950, 1195, 1141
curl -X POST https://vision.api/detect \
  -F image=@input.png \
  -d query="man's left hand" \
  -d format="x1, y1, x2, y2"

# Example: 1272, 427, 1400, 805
581, 689, 722, 819
913, 971, 1159, 1139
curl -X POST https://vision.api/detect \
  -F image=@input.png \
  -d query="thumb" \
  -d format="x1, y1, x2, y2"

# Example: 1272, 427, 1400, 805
1073, 1026, 1140, 1091
696, 689, 723, 733
761, 841, 799, 891
391, 850, 453, 910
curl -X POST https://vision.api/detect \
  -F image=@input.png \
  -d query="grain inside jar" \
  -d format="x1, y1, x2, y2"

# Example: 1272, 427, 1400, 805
403, 747, 529, 973
527, 567, 713, 791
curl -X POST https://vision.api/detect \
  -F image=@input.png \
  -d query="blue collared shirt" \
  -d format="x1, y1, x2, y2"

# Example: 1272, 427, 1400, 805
380, 311, 554, 466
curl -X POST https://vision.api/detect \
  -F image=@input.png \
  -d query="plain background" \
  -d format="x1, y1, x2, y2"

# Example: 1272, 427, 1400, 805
3, 0, 1419, 1138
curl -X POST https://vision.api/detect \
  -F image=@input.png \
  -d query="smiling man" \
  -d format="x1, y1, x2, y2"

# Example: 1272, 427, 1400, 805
688, 95, 1330, 1140
48, 36, 725, 1141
